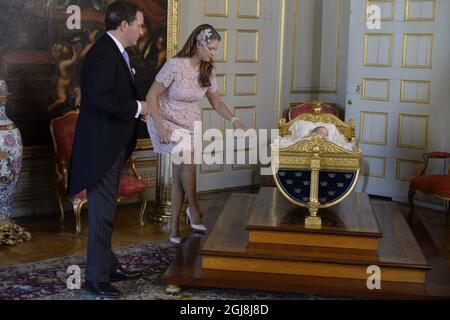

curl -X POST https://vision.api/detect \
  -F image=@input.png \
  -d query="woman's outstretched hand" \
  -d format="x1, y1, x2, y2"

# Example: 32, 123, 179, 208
233, 119, 247, 131
233, 120, 257, 139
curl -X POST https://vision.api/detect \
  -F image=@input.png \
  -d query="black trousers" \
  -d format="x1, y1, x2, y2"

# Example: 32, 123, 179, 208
85, 150, 125, 283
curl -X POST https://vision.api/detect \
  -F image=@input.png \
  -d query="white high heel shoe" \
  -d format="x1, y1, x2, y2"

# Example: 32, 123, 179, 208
186, 207, 207, 232
167, 222, 181, 244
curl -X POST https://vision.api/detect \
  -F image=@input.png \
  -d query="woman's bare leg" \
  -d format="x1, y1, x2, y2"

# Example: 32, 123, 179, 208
180, 160, 203, 224
170, 163, 184, 237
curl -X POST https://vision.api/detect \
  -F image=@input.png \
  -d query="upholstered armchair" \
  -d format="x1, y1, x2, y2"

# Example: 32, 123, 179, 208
50, 110, 148, 234
408, 152, 450, 220
288, 101, 339, 121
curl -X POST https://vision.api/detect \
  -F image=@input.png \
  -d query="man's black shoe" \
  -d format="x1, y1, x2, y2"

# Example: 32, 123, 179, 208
110, 267, 143, 282
85, 281, 122, 297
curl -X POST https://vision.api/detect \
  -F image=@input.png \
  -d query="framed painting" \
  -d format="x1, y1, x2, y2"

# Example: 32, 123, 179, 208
0, 0, 179, 158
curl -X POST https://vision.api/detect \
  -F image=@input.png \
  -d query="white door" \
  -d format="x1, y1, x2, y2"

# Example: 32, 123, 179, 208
179, 0, 281, 192
345, 0, 450, 201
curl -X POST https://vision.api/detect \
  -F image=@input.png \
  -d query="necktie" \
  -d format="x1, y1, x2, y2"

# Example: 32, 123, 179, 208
122, 50, 133, 76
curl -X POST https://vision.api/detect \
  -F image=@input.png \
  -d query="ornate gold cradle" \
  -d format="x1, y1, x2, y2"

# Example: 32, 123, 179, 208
272, 106, 362, 227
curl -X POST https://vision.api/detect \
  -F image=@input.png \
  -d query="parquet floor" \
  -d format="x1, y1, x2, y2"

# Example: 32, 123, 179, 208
1, 188, 449, 268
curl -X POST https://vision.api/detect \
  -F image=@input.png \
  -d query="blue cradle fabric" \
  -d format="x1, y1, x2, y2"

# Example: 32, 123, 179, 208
276, 169, 356, 206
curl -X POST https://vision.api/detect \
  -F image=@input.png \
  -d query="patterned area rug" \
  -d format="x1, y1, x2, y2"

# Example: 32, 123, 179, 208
0, 240, 332, 300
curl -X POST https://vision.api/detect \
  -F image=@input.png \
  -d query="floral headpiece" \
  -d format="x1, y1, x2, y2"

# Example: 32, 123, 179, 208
196, 28, 213, 47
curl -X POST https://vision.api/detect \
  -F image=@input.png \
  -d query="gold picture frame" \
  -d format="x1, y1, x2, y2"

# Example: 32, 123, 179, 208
7, 0, 180, 160
137, 0, 179, 151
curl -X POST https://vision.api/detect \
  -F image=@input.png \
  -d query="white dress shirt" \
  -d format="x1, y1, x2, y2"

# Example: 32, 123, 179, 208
107, 32, 141, 118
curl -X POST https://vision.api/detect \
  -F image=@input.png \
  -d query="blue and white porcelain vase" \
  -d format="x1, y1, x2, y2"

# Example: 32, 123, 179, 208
0, 80, 30, 246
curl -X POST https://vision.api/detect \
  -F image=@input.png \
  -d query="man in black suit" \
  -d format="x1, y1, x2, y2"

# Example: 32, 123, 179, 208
68, 1, 149, 297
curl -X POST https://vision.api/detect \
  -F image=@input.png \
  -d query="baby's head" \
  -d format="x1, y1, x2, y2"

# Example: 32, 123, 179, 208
311, 126, 329, 141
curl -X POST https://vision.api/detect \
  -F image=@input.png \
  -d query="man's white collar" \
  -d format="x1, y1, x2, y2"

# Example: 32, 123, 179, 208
107, 32, 125, 53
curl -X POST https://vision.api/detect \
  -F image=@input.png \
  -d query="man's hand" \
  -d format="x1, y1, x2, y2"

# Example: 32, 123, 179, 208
139, 101, 149, 120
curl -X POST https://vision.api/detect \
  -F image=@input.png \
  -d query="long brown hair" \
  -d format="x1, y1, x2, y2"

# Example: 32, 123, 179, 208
175, 24, 221, 87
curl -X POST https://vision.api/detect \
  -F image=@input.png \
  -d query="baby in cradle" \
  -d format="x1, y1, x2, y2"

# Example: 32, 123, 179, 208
310, 126, 329, 141
276, 120, 357, 151
309, 126, 357, 151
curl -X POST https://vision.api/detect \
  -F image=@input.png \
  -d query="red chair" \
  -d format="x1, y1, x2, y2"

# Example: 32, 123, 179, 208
408, 152, 450, 220
50, 110, 148, 234
288, 101, 339, 121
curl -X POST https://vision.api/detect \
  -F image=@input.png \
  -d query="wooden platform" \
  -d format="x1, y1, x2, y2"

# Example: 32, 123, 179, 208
246, 189, 382, 252
162, 188, 450, 299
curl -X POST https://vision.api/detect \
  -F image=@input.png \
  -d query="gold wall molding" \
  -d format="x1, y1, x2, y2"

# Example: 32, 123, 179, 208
237, 0, 261, 19
234, 73, 258, 96
14, 158, 157, 204
397, 114, 429, 149
201, 108, 225, 136
19, 166, 54, 178
200, 107, 225, 174
362, 78, 391, 101
232, 163, 256, 171
134, 158, 157, 168
234, 106, 257, 128
204, 0, 229, 17
215, 29, 229, 63
15, 164, 56, 202
235, 29, 260, 63
276, 0, 287, 119
231, 106, 257, 170
136, 139, 152, 150
359, 111, 389, 146
396, 158, 424, 182
23, 146, 53, 160
366, 0, 395, 22
361, 155, 387, 178
402, 33, 434, 69
201, 162, 225, 174
364, 33, 394, 67
290, 0, 342, 94
14, 181, 56, 202
405, 0, 436, 21
215, 73, 227, 96
400, 80, 431, 104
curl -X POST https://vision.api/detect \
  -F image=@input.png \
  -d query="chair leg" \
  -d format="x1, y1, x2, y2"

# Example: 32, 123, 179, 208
56, 188, 65, 223
72, 198, 86, 234
139, 193, 148, 227
408, 189, 416, 222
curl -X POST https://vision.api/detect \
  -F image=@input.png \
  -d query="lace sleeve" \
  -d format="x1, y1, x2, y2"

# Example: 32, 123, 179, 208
207, 72, 218, 93
155, 58, 176, 88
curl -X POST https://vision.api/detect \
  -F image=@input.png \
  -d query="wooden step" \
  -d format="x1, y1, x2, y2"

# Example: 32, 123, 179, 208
200, 189, 430, 284
247, 243, 379, 261
161, 191, 450, 299
246, 188, 381, 251
202, 255, 426, 283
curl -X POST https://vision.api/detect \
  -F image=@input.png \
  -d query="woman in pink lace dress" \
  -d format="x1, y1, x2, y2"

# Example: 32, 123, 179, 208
146, 25, 246, 243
